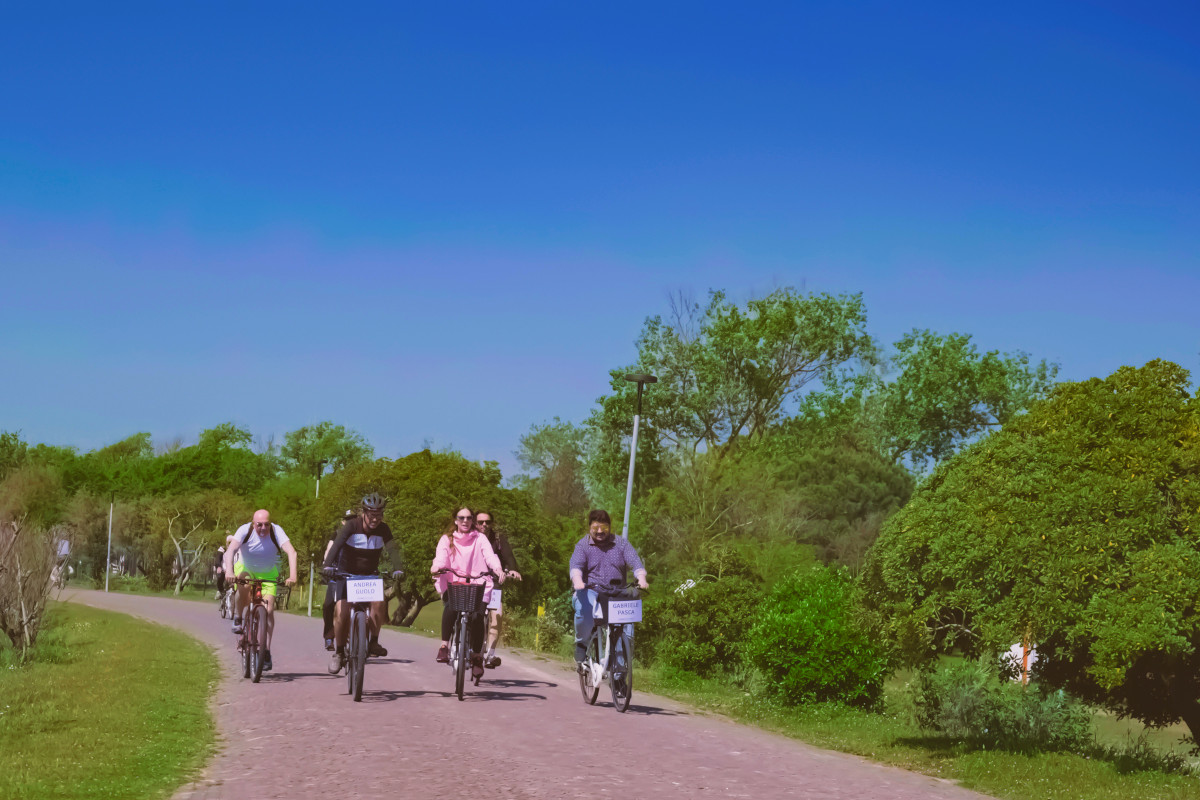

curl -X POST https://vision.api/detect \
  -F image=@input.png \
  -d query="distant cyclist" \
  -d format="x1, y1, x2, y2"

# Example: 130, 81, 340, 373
569, 509, 648, 667
322, 493, 403, 675
475, 510, 521, 668
322, 509, 359, 651
212, 544, 227, 600
224, 510, 298, 673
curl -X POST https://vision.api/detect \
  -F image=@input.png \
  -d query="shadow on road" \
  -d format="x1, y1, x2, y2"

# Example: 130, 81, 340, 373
369, 657, 414, 665
352, 687, 551, 703
481, 678, 558, 689
258, 671, 328, 683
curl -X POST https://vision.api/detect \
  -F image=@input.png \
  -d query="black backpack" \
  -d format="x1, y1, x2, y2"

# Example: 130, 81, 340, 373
243, 521, 282, 551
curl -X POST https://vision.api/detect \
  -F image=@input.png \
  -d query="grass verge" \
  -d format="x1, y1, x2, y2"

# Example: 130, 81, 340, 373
0, 602, 218, 800
631, 666, 1200, 800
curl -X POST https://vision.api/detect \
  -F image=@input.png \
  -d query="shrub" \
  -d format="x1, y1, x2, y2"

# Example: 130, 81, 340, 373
639, 576, 762, 677
745, 565, 889, 707
912, 658, 1093, 752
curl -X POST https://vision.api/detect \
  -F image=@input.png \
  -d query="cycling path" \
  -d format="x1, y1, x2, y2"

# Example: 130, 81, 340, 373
65, 589, 991, 800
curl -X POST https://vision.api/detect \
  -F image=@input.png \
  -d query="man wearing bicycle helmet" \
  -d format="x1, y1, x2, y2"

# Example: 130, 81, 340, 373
322, 493, 403, 675
321, 509, 359, 651
224, 510, 298, 673
569, 509, 648, 665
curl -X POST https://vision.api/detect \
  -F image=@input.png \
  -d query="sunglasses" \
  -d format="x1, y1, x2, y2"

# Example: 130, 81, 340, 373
455, 515, 473, 521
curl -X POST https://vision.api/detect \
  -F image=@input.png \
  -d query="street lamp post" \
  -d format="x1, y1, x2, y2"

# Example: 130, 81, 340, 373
621, 373, 658, 538
315, 459, 328, 499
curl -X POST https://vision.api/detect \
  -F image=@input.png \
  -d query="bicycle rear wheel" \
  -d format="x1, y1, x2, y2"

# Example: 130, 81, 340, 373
454, 613, 468, 701
351, 611, 368, 702
579, 632, 600, 705
609, 627, 632, 713
241, 632, 251, 679
251, 604, 267, 683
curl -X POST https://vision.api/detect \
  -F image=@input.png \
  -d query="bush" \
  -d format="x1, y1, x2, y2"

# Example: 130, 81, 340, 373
912, 658, 1093, 752
639, 576, 762, 677
744, 565, 889, 708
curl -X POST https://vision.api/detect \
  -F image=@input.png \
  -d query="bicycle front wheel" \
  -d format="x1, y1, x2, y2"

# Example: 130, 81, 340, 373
454, 613, 468, 701
351, 611, 368, 702
220, 593, 228, 619
609, 627, 633, 713
251, 605, 267, 683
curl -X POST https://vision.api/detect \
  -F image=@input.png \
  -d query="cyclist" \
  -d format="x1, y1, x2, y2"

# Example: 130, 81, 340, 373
322, 509, 358, 651
569, 509, 649, 667
224, 510, 298, 673
431, 507, 504, 679
212, 544, 227, 600
322, 493, 403, 675
475, 510, 521, 668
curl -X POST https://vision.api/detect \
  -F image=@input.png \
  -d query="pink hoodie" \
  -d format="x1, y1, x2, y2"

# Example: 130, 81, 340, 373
431, 529, 503, 602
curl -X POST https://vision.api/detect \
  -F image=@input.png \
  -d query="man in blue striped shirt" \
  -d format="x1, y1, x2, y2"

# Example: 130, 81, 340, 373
569, 509, 649, 664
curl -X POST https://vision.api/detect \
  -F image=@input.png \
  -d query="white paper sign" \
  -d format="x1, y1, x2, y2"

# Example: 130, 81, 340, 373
345, 577, 383, 603
487, 588, 502, 610
595, 598, 642, 623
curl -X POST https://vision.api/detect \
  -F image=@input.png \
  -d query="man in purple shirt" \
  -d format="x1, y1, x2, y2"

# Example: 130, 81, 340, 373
569, 509, 650, 664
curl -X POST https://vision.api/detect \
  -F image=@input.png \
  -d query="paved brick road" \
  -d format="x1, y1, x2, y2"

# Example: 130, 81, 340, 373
66, 589, 990, 800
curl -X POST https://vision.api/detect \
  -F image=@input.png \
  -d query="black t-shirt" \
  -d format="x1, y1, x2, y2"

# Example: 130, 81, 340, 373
328, 517, 396, 575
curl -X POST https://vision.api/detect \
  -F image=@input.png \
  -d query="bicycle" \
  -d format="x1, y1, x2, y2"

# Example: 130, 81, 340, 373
436, 569, 498, 701
327, 569, 389, 702
578, 581, 644, 713
218, 585, 234, 619
234, 577, 270, 684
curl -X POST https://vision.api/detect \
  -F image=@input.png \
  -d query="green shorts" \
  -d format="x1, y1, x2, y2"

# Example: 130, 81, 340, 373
236, 564, 280, 598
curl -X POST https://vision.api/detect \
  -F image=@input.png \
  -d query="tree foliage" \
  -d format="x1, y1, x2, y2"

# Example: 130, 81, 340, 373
861, 360, 1200, 742
281, 421, 373, 478
515, 417, 590, 516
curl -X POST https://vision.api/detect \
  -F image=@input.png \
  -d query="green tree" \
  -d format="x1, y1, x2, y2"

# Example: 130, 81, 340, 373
0, 431, 28, 483
281, 421, 373, 478
585, 288, 874, 493
860, 360, 1200, 743
515, 417, 590, 516
879, 329, 1058, 469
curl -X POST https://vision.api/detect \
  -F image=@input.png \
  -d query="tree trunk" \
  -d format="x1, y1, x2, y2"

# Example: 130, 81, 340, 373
390, 589, 432, 627
1176, 694, 1200, 749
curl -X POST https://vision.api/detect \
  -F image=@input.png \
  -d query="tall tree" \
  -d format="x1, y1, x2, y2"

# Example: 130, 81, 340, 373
281, 421, 373, 478
586, 288, 874, 491
861, 360, 1200, 744
516, 418, 590, 516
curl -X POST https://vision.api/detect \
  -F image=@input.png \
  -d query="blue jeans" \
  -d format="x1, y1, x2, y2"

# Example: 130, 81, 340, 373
573, 589, 634, 661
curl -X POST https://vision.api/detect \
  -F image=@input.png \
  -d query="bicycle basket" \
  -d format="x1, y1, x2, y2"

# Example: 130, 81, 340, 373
446, 582, 485, 613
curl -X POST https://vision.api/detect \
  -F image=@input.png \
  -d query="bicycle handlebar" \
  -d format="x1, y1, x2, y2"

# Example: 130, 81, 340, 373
433, 568, 500, 580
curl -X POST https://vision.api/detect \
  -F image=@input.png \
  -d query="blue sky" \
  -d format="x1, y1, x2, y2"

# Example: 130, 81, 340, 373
2, 2, 1198, 475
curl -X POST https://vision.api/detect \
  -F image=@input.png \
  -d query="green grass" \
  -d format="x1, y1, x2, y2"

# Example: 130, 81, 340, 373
0, 602, 218, 800
628, 665, 1200, 800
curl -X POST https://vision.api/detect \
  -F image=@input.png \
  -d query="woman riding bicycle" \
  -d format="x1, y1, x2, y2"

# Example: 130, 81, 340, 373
431, 507, 504, 679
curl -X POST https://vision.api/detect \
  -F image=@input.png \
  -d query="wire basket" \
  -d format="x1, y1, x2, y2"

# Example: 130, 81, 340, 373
446, 582, 485, 613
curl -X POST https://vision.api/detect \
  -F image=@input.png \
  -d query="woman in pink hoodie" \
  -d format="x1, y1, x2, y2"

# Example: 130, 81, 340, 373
431, 507, 504, 676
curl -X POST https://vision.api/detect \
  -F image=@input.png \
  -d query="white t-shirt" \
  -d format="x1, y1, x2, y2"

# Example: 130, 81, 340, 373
232, 522, 291, 572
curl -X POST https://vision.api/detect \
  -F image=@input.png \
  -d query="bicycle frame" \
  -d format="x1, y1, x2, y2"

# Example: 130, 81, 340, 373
329, 570, 387, 702
236, 579, 269, 683
436, 568, 498, 701
578, 584, 641, 712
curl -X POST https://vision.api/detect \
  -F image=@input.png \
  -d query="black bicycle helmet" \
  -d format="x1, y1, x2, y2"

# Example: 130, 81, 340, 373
361, 492, 387, 512
342, 508, 357, 520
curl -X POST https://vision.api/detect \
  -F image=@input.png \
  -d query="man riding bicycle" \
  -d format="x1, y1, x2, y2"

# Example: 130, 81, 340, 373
322, 493, 403, 674
569, 509, 649, 666
224, 510, 298, 673
476, 510, 521, 669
